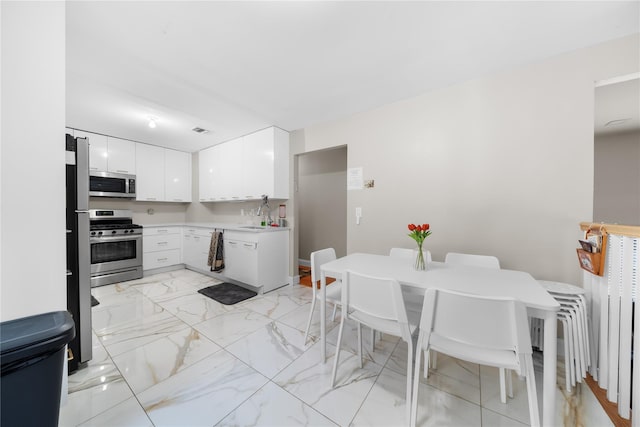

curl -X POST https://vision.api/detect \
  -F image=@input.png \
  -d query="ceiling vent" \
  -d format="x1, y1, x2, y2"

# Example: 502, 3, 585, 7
192, 127, 210, 134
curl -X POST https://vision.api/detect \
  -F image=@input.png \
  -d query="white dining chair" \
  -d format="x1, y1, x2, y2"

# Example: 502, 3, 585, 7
537, 280, 591, 391
331, 270, 416, 421
303, 248, 342, 344
411, 288, 540, 427
389, 247, 433, 263
444, 252, 500, 269
441, 252, 513, 402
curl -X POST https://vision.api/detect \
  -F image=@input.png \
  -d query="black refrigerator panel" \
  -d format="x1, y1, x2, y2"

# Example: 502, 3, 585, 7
66, 133, 92, 373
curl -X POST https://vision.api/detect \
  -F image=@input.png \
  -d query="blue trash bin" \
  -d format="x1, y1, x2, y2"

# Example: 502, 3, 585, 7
1, 311, 75, 427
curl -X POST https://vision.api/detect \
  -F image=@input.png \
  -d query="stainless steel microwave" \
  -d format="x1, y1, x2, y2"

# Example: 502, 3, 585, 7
89, 171, 136, 198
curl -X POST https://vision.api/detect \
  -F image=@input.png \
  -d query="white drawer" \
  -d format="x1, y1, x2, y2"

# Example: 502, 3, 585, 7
143, 226, 181, 236
143, 249, 181, 270
144, 233, 181, 253
183, 227, 215, 238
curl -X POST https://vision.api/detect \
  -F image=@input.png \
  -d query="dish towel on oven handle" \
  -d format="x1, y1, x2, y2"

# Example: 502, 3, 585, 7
207, 230, 225, 272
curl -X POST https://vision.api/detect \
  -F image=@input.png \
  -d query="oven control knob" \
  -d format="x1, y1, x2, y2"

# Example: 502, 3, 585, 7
98, 231, 103, 236
112, 230, 117, 234
91, 231, 95, 236
129, 229, 134, 233
124, 230, 129, 234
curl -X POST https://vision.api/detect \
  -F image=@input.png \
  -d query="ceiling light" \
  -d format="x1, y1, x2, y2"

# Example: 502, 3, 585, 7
148, 118, 157, 129
192, 127, 210, 134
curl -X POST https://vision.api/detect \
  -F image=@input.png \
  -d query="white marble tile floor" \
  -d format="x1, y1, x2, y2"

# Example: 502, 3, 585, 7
60, 268, 613, 426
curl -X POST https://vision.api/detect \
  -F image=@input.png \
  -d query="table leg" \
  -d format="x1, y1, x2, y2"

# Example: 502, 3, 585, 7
320, 271, 327, 363
543, 310, 557, 426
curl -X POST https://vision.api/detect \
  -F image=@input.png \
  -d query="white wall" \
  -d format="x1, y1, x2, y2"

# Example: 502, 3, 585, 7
594, 130, 640, 225
1, 2, 66, 321
301, 34, 639, 284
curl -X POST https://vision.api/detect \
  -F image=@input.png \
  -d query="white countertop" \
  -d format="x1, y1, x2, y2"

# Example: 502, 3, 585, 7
141, 222, 290, 233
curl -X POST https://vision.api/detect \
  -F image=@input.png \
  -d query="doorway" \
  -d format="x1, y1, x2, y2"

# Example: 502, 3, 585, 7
295, 146, 347, 283
593, 74, 640, 226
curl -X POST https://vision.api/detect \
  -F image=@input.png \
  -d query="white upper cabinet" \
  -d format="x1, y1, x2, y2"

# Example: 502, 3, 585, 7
164, 149, 192, 202
76, 130, 135, 173
135, 144, 164, 201
106, 137, 136, 175
75, 130, 108, 172
198, 127, 289, 202
137, 144, 192, 203
198, 145, 217, 201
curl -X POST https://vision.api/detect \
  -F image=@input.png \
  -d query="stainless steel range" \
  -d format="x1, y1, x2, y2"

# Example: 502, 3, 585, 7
89, 209, 143, 287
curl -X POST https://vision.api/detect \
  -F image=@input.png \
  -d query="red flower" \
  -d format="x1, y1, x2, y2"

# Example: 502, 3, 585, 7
407, 222, 432, 246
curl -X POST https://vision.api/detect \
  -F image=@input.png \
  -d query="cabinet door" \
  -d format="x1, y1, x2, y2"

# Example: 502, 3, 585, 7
76, 130, 108, 172
165, 149, 192, 202
198, 146, 216, 201
224, 238, 258, 286
182, 232, 196, 267
136, 143, 165, 201
107, 137, 136, 174
243, 128, 274, 199
218, 139, 242, 201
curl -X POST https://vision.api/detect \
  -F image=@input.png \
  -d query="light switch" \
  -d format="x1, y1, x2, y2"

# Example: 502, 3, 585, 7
355, 207, 362, 225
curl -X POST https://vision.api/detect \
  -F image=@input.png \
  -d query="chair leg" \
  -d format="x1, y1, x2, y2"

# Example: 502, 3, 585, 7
499, 368, 507, 403
357, 322, 363, 369
303, 297, 317, 344
424, 350, 430, 379
370, 327, 375, 352
431, 350, 438, 369
331, 316, 346, 388
561, 318, 571, 392
524, 355, 541, 427
331, 303, 338, 322
405, 338, 413, 422
411, 333, 424, 427
506, 369, 513, 398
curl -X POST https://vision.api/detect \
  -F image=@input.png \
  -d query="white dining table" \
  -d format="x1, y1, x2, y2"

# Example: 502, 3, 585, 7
320, 253, 560, 426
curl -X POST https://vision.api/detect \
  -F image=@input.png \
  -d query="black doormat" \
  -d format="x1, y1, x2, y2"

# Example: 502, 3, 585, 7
198, 283, 257, 305
91, 296, 100, 307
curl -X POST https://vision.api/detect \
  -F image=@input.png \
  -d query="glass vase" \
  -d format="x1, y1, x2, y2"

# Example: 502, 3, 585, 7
415, 244, 426, 271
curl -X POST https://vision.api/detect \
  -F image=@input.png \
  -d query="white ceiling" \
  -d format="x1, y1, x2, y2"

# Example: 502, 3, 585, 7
66, 1, 640, 153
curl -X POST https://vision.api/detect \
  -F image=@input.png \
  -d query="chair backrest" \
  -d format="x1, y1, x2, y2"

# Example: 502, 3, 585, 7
310, 248, 337, 294
342, 270, 412, 342
444, 252, 500, 269
420, 288, 531, 364
390, 247, 433, 262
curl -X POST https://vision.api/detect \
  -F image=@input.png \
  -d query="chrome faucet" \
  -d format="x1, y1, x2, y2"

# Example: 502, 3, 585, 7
256, 195, 272, 225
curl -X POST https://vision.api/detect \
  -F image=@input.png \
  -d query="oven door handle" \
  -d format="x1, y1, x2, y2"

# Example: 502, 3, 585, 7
90, 234, 141, 243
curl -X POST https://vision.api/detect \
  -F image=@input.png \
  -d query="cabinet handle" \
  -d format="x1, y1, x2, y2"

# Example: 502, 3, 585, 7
66, 270, 72, 276
232, 196, 239, 199
157, 257, 168, 262
228, 241, 237, 245
116, 170, 129, 173
157, 241, 168, 245
67, 348, 74, 361
157, 229, 168, 233
173, 199, 183, 202
146, 198, 157, 201
243, 243, 254, 248
90, 167, 98, 171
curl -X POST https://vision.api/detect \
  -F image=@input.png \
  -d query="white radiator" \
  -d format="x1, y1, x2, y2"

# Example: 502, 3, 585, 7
584, 234, 639, 421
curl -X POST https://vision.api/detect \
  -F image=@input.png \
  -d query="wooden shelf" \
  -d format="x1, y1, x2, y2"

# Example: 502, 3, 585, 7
580, 222, 640, 238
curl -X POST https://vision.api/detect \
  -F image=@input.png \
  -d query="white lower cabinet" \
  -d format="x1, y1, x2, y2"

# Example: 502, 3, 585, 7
182, 228, 213, 272
142, 226, 183, 271
181, 227, 289, 293
223, 230, 289, 292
